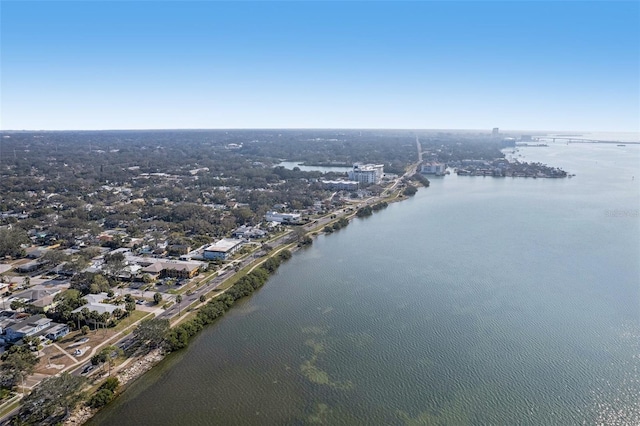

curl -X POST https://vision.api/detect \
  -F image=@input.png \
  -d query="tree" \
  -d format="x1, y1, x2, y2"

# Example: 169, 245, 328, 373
133, 318, 170, 349
176, 294, 183, 316
99, 312, 111, 331
90, 274, 110, 294
0, 345, 38, 390
100, 376, 119, 392
16, 372, 86, 425
22, 276, 31, 289
41, 250, 68, 268
103, 252, 126, 281
279, 249, 292, 260
10, 299, 27, 312
72, 311, 85, 331
92, 345, 123, 376
403, 184, 418, 196
0, 227, 29, 258
87, 376, 119, 409
125, 300, 136, 315
77, 247, 101, 262
63, 257, 89, 275
199, 295, 206, 303
54, 289, 86, 311
91, 351, 108, 367
88, 388, 114, 409
153, 292, 163, 305
298, 235, 313, 247
288, 227, 308, 244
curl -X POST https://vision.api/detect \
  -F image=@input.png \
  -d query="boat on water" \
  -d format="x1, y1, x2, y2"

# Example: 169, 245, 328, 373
617, 144, 626, 147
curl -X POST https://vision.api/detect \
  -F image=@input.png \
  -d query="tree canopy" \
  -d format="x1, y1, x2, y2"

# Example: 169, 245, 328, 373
16, 372, 86, 426
0, 345, 38, 390
133, 318, 170, 349
0, 227, 29, 258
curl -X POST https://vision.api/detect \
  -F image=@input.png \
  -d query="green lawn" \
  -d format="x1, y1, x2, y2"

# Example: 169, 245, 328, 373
0, 397, 21, 420
112, 310, 150, 332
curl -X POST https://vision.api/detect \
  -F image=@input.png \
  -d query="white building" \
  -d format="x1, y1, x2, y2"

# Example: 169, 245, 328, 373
420, 162, 446, 176
265, 211, 302, 224
71, 293, 120, 316
203, 239, 244, 260
347, 163, 384, 184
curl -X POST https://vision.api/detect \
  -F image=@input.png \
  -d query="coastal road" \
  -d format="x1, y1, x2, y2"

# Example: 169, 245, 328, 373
1, 173, 413, 424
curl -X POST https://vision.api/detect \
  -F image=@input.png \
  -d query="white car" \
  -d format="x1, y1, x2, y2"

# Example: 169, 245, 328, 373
74, 349, 83, 356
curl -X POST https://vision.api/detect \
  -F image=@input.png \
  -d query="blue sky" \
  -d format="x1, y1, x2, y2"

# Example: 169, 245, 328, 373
1, 1, 638, 131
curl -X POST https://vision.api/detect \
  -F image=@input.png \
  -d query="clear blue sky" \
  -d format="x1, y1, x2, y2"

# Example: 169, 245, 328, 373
1, 1, 638, 132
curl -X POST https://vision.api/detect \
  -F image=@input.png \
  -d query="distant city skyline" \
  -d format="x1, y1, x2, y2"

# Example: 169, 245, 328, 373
1, 1, 638, 132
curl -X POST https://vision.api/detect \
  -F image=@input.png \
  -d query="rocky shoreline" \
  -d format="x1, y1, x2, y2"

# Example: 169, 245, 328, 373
64, 349, 165, 426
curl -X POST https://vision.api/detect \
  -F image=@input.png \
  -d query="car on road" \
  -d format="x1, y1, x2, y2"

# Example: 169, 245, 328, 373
81, 364, 94, 374
117, 339, 133, 351
136, 299, 144, 305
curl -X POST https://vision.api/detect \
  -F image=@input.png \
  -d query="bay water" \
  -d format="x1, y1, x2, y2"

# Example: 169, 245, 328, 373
90, 142, 639, 425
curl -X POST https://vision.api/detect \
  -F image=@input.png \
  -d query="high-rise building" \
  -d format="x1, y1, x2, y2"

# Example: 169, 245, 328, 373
420, 162, 446, 175
348, 163, 384, 184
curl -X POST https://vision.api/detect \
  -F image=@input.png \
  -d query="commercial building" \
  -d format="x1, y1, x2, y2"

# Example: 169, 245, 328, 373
265, 211, 302, 224
420, 162, 446, 176
203, 238, 244, 260
347, 163, 384, 184
232, 225, 267, 239
141, 259, 203, 279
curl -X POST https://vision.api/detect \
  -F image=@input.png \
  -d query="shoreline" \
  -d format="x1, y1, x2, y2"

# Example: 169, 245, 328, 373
64, 348, 165, 426
61, 183, 416, 425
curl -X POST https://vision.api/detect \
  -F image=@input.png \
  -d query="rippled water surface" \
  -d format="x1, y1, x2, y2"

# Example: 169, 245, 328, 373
91, 143, 640, 425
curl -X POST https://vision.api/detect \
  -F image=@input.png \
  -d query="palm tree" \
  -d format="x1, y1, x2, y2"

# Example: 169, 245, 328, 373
99, 345, 123, 376
112, 308, 124, 319
74, 311, 85, 331
81, 307, 91, 329
100, 312, 111, 335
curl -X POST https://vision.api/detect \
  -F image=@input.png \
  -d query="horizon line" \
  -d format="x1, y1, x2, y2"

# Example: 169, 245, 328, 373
2, 127, 638, 134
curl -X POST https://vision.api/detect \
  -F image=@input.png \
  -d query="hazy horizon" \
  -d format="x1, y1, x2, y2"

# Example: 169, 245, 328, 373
1, 2, 638, 132
1, 128, 638, 136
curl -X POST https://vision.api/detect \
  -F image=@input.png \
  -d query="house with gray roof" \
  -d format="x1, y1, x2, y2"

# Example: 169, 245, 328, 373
3, 315, 52, 342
